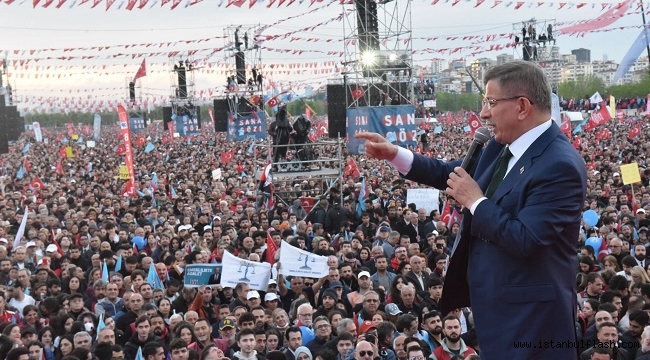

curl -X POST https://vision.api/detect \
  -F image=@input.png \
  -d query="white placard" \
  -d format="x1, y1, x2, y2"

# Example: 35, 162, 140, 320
279, 241, 330, 279
221, 250, 271, 291
406, 188, 440, 215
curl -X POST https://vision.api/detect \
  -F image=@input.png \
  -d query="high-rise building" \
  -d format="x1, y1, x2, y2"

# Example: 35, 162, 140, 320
571, 48, 591, 63
496, 53, 514, 66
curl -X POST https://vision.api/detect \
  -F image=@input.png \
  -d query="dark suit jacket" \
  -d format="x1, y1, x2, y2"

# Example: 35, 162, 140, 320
403, 123, 587, 359
404, 270, 431, 296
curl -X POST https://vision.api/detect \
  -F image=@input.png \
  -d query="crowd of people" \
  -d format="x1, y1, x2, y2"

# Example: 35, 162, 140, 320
0, 88, 647, 360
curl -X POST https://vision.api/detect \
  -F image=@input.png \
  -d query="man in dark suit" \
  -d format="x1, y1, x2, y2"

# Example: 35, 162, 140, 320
356, 60, 587, 359
404, 255, 431, 297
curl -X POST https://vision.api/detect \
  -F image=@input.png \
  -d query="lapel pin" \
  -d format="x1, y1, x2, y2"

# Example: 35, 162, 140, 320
520, 166, 525, 174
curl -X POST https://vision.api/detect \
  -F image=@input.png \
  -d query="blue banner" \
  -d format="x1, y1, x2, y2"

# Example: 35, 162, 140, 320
346, 105, 417, 155
227, 112, 267, 142
175, 115, 200, 137
129, 115, 146, 133
184, 264, 222, 287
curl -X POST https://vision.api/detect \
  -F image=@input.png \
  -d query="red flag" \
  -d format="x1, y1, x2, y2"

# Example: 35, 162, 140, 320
115, 144, 126, 155
440, 202, 451, 227
572, 137, 582, 150
236, 163, 245, 174
589, 102, 612, 127
617, 110, 626, 122
299, 197, 316, 213
628, 126, 641, 139
266, 232, 278, 264
467, 111, 482, 136
560, 115, 571, 138
597, 237, 609, 261
221, 150, 234, 163
30, 177, 46, 190
133, 59, 147, 82
351, 87, 364, 100
136, 136, 146, 147
344, 158, 360, 178
23, 158, 30, 173
447, 208, 462, 229
55, 159, 63, 175
267, 97, 278, 108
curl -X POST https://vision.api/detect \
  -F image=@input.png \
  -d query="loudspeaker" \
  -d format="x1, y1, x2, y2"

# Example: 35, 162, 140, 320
129, 82, 136, 102
162, 107, 173, 131
176, 67, 187, 99
213, 99, 229, 132
327, 84, 347, 138
5, 106, 20, 141
195, 106, 201, 129
235, 52, 246, 85
356, 0, 380, 53
0, 107, 7, 154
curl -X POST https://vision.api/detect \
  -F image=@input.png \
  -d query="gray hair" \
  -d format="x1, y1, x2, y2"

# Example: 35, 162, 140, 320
73, 331, 92, 343
484, 60, 552, 113
337, 318, 354, 335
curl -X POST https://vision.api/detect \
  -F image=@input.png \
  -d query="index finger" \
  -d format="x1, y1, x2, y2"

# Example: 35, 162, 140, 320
354, 132, 384, 142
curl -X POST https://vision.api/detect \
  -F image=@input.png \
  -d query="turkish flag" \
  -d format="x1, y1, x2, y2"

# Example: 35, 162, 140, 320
589, 102, 612, 127
23, 158, 30, 173
572, 137, 582, 149
30, 177, 46, 190
162, 136, 169, 144
351, 87, 364, 100
265, 232, 278, 264
236, 163, 245, 174
617, 110, 626, 122
440, 202, 451, 226
560, 116, 571, 138
133, 59, 147, 82
116, 144, 126, 155
447, 208, 462, 229
300, 197, 316, 213
136, 136, 146, 147
221, 150, 234, 163
267, 97, 278, 108
344, 158, 360, 178
628, 126, 641, 139
467, 111, 482, 136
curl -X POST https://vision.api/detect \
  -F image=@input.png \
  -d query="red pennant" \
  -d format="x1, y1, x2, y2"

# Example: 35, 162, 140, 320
133, 59, 147, 82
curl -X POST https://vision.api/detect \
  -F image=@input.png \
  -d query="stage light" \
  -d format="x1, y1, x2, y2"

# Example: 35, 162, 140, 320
361, 51, 376, 66
389, 53, 398, 62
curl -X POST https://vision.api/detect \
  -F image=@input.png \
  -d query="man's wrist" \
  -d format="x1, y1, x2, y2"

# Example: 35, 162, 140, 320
469, 197, 487, 215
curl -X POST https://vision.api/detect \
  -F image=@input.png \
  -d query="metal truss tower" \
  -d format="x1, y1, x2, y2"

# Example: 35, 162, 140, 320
511, 18, 558, 64
169, 54, 198, 118
337, 0, 414, 108
222, 24, 265, 118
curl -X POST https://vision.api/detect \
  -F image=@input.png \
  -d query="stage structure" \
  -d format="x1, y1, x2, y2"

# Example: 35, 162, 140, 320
169, 54, 199, 127
337, 0, 414, 108
512, 18, 557, 64
220, 24, 265, 123
254, 138, 345, 212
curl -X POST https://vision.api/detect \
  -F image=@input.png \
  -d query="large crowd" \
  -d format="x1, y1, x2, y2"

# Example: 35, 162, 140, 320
0, 107, 647, 360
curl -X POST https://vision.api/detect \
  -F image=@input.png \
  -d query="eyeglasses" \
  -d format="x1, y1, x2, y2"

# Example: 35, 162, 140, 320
482, 95, 533, 109
410, 356, 425, 360
316, 324, 331, 330
359, 351, 374, 357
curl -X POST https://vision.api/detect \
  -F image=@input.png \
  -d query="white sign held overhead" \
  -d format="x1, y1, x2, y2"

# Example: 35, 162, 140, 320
279, 241, 330, 279
406, 188, 440, 215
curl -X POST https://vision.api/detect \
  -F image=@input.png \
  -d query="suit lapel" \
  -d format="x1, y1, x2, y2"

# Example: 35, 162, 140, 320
491, 123, 561, 202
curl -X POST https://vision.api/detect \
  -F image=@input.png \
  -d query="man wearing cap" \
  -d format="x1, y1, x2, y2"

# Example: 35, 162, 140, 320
264, 292, 281, 311
347, 271, 373, 308
195, 213, 211, 237
313, 288, 338, 318
7, 280, 35, 313
372, 226, 395, 260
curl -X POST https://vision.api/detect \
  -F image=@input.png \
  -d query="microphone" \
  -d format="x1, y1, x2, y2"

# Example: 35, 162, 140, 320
460, 127, 491, 173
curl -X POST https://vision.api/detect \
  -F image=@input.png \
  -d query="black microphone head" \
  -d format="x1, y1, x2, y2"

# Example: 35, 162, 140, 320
474, 127, 491, 144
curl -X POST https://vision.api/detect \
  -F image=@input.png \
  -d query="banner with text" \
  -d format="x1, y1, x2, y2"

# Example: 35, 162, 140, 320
227, 112, 267, 142
346, 105, 417, 155
33, 122, 42, 142
406, 188, 440, 215
279, 241, 330, 278
118, 105, 136, 197
93, 114, 102, 141
221, 250, 271, 291
175, 115, 200, 137
130, 115, 146, 133
184, 264, 222, 287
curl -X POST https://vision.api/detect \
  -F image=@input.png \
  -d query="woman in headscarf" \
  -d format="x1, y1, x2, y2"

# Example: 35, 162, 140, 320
295, 346, 313, 360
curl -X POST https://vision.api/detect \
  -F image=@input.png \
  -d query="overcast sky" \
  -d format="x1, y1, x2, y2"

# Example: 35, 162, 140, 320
1, 0, 647, 103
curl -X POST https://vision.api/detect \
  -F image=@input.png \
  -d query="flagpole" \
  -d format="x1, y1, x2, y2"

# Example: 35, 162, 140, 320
640, 0, 650, 74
